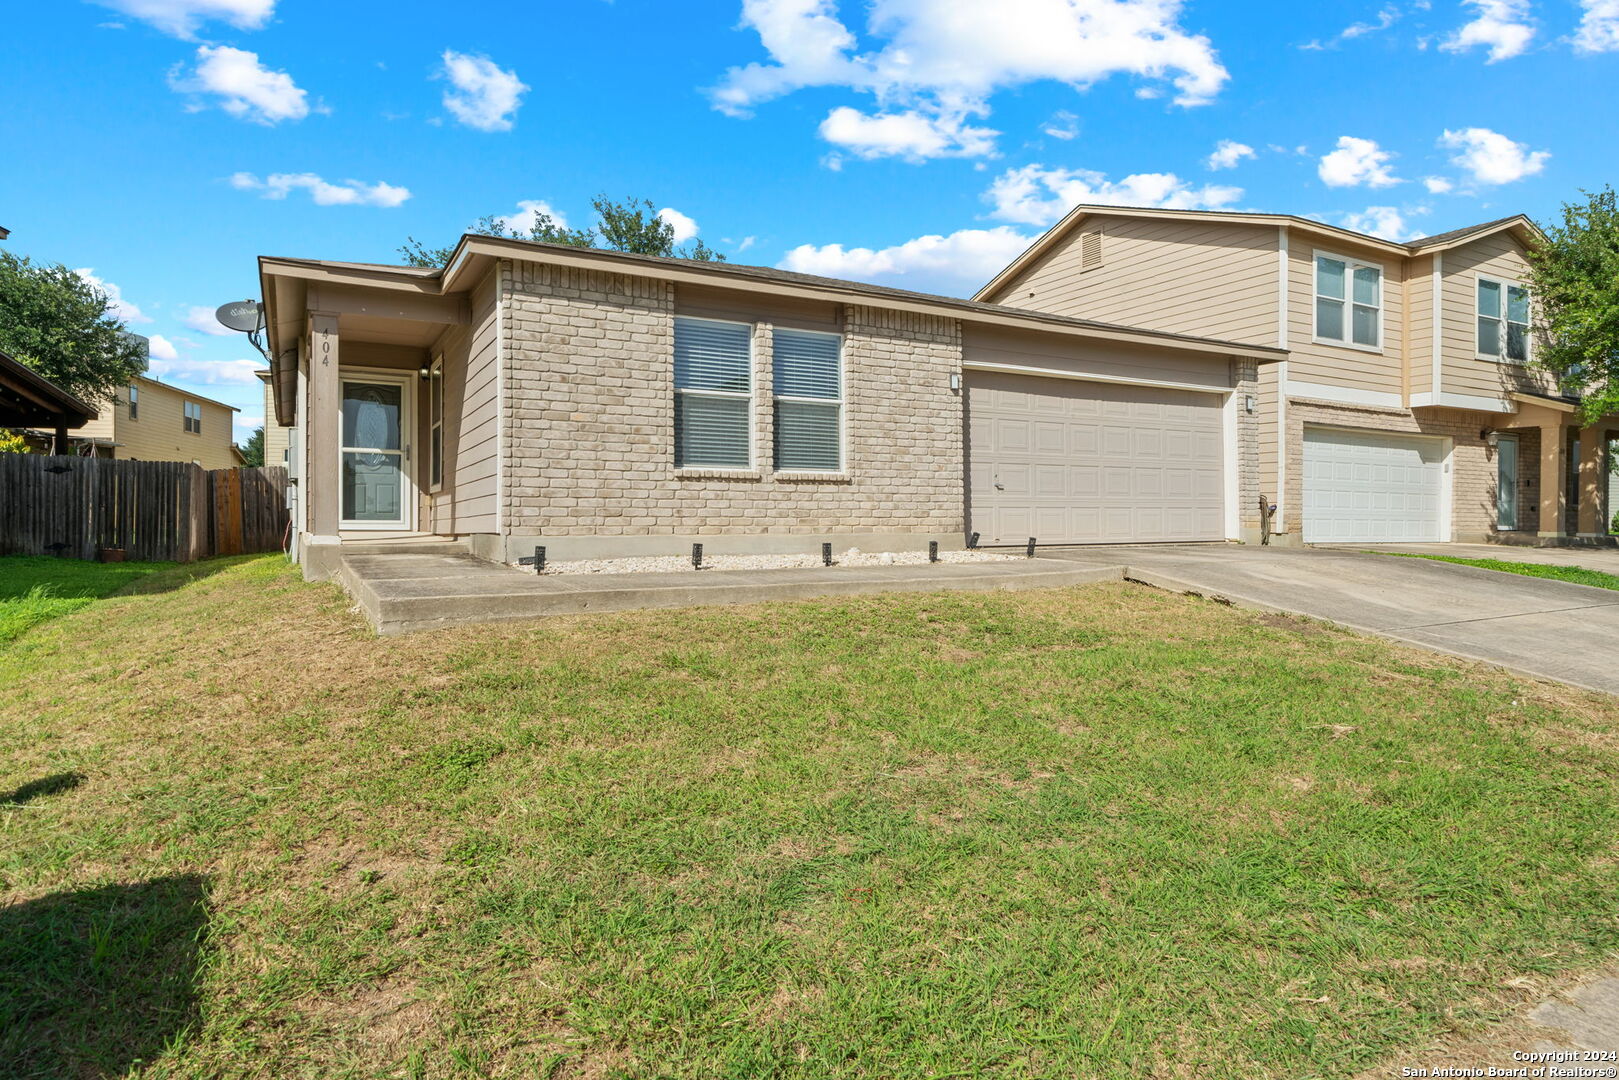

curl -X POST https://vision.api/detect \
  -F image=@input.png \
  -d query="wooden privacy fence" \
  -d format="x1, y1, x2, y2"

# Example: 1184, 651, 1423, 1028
0, 456, 288, 562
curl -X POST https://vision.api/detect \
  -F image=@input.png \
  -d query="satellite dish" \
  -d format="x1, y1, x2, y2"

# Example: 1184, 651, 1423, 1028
215, 299, 264, 334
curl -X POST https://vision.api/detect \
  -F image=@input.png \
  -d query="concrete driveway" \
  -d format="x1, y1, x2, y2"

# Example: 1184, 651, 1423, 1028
1041, 544, 1619, 695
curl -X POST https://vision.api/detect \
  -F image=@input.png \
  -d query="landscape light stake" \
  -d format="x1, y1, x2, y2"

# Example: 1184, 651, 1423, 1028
518, 545, 546, 572
1027, 537, 1037, 558
692, 543, 703, 570
822, 542, 833, 566
928, 541, 938, 563
968, 532, 980, 550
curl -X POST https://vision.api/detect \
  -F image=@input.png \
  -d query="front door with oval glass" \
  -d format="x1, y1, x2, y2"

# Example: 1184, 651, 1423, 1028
341, 376, 412, 530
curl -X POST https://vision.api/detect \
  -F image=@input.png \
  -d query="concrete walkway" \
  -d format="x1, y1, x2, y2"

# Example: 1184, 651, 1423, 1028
1040, 544, 1619, 695
338, 551, 1126, 635
1344, 541, 1619, 574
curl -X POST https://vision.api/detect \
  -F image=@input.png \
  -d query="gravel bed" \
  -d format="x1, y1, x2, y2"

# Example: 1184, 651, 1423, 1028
516, 548, 1021, 576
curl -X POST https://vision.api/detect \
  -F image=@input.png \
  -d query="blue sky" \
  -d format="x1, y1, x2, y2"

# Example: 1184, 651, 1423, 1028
2, 0, 1613, 443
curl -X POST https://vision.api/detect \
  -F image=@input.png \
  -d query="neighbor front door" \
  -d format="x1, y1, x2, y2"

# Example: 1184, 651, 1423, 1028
340, 375, 412, 531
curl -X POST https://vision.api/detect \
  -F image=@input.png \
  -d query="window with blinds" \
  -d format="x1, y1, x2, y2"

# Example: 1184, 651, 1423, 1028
674, 316, 752, 468
773, 328, 842, 471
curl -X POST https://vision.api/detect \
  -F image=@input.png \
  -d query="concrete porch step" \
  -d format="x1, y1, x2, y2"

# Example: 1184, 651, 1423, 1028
336, 552, 1127, 634
336, 539, 472, 557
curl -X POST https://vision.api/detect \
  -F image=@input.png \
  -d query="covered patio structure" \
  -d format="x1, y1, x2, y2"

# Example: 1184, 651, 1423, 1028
0, 349, 97, 453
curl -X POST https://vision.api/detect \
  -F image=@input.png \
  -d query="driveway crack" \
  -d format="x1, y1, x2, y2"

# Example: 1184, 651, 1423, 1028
1386, 600, 1619, 631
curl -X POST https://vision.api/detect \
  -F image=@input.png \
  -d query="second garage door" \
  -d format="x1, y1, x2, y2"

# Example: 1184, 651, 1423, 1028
966, 371, 1226, 545
1302, 426, 1446, 543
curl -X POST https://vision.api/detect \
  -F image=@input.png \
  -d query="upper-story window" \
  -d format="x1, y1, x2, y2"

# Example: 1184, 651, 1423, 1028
1314, 254, 1382, 349
773, 328, 842, 472
1477, 277, 1530, 363
674, 316, 752, 469
127, 384, 139, 419
183, 401, 202, 434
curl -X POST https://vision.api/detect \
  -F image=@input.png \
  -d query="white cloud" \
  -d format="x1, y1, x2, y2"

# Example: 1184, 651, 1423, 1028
90, 0, 274, 39
74, 269, 151, 324
709, 0, 1230, 162
817, 106, 999, 162
1423, 175, 1455, 194
983, 163, 1242, 227
657, 207, 700, 244
1341, 206, 1426, 242
230, 171, 411, 207
1575, 0, 1619, 52
1301, 4, 1405, 49
439, 51, 528, 132
733, 235, 757, 253
183, 304, 236, 336
1206, 139, 1255, 170
147, 333, 180, 361
147, 357, 263, 386
1041, 110, 1079, 140
1439, 127, 1550, 184
495, 199, 569, 235
1317, 135, 1401, 188
1441, 0, 1535, 62
779, 226, 1034, 295
170, 45, 309, 125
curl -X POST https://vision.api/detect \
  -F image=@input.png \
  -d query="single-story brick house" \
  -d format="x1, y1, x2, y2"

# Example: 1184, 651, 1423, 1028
258, 235, 1285, 579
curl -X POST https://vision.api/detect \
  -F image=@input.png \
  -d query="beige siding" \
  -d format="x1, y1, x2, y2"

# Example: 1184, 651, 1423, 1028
1438, 233, 1549, 401
1286, 238, 1406, 395
261, 377, 292, 468
1406, 254, 1436, 399
1256, 359, 1281, 506
430, 270, 499, 535
675, 284, 840, 332
961, 324, 1235, 392
986, 215, 1281, 347
82, 377, 239, 468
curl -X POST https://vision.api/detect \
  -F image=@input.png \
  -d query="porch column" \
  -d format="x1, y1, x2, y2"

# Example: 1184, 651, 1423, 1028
302, 311, 342, 576
1537, 420, 1568, 541
1578, 427, 1609, 538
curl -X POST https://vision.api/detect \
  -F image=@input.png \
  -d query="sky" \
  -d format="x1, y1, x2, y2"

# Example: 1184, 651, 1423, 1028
2, 0, 1613, 445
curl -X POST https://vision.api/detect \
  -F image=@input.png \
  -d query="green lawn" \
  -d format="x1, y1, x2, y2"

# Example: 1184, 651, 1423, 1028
1384, 552, 1619, 591
0, 556, 176, 643
3, 556, 1619, 1078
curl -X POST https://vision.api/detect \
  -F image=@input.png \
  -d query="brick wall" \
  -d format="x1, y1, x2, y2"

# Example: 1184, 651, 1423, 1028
1234, 358, 1262, 536
1284, 399, 1500, 541
499, 261, 966, 552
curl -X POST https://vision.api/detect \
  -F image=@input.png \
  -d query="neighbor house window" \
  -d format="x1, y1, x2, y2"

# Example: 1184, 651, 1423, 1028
1315, 254, 1382, 348
127, 384, 139, 419
428, 357, 444, 491
674, 316, 752, 468
183, 401, 202, 434
773, 328, 842, 472
1477, 277, 1530, 363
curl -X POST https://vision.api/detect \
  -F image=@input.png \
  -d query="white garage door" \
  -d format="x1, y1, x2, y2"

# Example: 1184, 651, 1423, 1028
966, 371, 1226, 545
1302, 426, 1446, 543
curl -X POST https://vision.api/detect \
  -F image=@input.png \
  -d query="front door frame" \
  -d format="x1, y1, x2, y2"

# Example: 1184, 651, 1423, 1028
338, 366, 417, 533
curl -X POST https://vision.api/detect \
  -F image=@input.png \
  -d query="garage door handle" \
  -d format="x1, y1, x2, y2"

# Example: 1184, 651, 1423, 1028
994, 482, 1004, 490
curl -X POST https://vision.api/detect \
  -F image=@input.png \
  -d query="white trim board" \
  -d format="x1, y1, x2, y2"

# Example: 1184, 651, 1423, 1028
1408, 390, 1515, 413
961, 360, 1229, 396
1285, 380, 1403, 409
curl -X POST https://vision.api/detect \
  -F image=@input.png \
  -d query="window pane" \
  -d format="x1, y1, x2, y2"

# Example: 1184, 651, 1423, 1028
773, 328, 841, 399
675, 394, 749, 468
1316, 257, 1345, 300
775, 401, 840, 471
1477, 279, 1501, 318
1352, 266, 1380, 306
1497, 435, 1519, 529
430, 426, 443, 488
1478, 316, 1501, 356
1316, 297, 1345, 340
341, 383, 402, 450
343, 451, 402, 521
1506, 321, 1528, 362
1507, 285, 1529, 323
675, 317, 751, 393
1352, 304, 1379, 347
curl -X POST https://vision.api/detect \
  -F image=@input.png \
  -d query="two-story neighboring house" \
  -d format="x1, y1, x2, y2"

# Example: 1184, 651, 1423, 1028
976, 206, 1615, 546
69, 373, 243, 469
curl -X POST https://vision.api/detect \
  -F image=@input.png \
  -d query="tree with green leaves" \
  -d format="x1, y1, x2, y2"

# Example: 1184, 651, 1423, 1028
0, 252, 148, 404
398, 195, 724, 268
239, 426, 265, 467
1528, 186, 1619, 420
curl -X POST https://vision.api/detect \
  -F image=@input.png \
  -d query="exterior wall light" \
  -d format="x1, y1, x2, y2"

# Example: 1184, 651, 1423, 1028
1244, 394, 1256, 414
1482, 430, 1500, 448
949, 373, 962, 392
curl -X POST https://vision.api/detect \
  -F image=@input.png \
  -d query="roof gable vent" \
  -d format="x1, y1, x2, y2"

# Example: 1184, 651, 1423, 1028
1079, 230, 1103, 272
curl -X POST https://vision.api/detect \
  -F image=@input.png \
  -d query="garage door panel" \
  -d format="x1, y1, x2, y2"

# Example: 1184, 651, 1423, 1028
967, 372, 1226, 545
1303, 426, 1445, 544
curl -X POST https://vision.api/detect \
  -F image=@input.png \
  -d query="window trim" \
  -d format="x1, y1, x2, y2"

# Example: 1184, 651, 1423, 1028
1475, 273, 1531, 365
182, 400, 202, 435
771, 326, 845, 474
427, 355, 444, 493
674, 315, 755, 471
1311, 248, 1385, 354
127, 383, 139, 420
